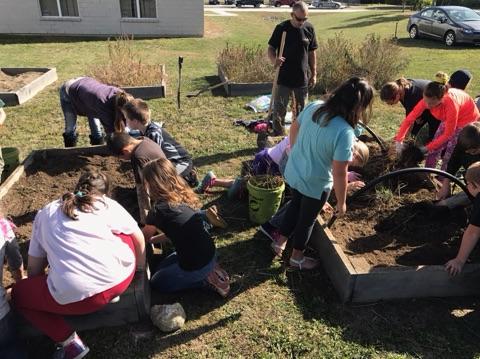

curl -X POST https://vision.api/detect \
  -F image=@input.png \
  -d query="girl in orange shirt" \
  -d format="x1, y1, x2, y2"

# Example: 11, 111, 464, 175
394, 72, 480, 170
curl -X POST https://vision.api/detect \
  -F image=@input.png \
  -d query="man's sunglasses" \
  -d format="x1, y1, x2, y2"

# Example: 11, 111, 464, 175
292, 13, 308, 22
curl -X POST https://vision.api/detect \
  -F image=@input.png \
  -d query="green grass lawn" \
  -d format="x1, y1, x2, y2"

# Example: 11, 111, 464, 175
2, 9, 480, 359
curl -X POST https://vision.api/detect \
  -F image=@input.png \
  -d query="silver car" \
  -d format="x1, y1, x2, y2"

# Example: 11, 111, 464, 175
407, 6, 480, 46
312, 0, 343, 9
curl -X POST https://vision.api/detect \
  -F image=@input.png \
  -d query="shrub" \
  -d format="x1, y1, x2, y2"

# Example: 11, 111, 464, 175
217, 43, 274, 83
89, 35, 166, 87
315, 33, 408, 93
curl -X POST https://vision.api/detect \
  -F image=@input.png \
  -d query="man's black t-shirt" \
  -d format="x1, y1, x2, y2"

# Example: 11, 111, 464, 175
469, 194, 480, 227
268, 20, 318, 89
146, 202, 215, 271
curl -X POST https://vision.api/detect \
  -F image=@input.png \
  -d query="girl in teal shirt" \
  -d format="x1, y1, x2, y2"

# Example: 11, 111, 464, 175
275, 77, 374, 270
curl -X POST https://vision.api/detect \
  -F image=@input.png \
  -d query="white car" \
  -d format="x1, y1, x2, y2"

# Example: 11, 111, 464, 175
312, 0, 343, 9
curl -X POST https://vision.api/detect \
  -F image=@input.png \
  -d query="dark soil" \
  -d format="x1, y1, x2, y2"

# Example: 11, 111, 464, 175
0, 70, 44, 92
330, 139, 477, 267
2, 151, 137, 288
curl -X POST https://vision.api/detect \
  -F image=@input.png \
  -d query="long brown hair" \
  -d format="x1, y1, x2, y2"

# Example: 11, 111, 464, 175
114, 91, 134, 132
61, 168, 110, 220
380, 78, 411, 102
313, 77, 374, 128
142, 158, 201, 210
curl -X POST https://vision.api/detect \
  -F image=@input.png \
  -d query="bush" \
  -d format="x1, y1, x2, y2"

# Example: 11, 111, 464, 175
217, 43, 274, 83
315, 33, 409, 93
89, 35, 166, 87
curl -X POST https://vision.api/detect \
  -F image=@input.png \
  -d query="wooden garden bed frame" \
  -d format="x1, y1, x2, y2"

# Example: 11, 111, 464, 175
218, 64, 272, 97
310, 217, 480, 303
1, 146, 151, 333
122, 64, 167, 100
0, 67, 58, 106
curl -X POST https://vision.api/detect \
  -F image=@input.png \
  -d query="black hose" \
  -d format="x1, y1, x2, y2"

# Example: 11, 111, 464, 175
358, 121, 388, 152
326, 167, 473, 228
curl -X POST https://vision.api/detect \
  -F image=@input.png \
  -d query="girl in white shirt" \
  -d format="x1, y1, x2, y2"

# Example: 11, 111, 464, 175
12, 169, 145, 359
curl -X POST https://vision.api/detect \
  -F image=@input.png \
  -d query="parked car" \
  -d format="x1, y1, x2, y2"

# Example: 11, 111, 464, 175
271, 0, 296, 7
407, 6, 480, 46
312, 0, 343, 9
208, 0, 220, 4
235, 0, 263, 7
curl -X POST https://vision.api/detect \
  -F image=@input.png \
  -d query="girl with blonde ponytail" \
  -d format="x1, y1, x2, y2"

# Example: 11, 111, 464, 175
395, 71, 480, 170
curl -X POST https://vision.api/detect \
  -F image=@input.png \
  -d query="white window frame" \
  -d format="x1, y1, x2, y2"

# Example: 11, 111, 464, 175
121, 0, 157, 19
39, 0, 80, 18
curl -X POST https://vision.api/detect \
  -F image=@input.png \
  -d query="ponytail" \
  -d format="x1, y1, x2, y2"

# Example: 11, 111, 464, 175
113, 91, 133, 133
61, 168, 110, 220
424, 71, 449, 99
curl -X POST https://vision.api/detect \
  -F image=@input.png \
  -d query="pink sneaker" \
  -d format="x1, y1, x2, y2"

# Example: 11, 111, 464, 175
206, 264, 230, 298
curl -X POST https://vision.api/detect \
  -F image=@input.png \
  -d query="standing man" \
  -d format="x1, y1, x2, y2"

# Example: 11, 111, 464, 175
267, 1, 318, 136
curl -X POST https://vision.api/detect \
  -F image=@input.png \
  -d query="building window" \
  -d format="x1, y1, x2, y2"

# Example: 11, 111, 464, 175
39, 0, 79, 17
120, 0, 157, 18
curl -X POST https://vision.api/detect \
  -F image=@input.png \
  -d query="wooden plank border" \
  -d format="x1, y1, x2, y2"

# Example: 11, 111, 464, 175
0, 68, 58, 106
218, 64, 272, 97
311, 216, 480, 303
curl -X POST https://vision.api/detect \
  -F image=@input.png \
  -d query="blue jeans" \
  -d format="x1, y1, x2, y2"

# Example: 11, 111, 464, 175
59, 84, 103, 139
150, 252, 215, 293
0, 311, 27, 359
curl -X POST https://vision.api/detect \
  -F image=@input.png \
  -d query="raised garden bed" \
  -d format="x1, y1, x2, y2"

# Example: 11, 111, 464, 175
218, 64, 272, 97
309, 140, 480, 303
1, 146, 150, 332
0, 68, 57, 106
122, 82, 167, 100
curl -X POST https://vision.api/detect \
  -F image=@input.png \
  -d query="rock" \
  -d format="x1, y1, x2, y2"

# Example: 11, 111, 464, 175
150, 303, 186, 333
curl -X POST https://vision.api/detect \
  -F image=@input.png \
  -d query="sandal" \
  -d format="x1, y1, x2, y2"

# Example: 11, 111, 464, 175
270, 240, 286, 258
289, 256, 319, 270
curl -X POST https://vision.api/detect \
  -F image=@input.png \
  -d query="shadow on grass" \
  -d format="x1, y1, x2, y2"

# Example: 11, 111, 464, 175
188, 75, 228, 98
194, 147, 258, 168
329, 14, 408, 30
282, 220, 480, 358
395, 37, 479, 49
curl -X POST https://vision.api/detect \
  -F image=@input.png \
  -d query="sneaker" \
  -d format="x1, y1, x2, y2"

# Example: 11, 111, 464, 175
53, 333, 90, 359
206, 264, 230, 298
205, 205, 228, 229
227, 177, 245, 200
259, 222, 280, 241
196, 171, 216, 194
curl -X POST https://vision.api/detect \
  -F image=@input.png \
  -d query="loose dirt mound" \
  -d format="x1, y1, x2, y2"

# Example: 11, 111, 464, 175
0, 70, 44, 92
330, 139, 476, 267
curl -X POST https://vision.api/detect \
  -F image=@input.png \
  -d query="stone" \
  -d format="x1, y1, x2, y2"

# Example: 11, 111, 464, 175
150, 303, 186, 333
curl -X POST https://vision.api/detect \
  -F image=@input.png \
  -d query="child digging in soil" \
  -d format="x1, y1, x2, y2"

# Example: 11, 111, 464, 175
267, 77, 374, 270
120, 98, 198, 188
445, 162, 480, 276
12, 169, 145, 359
437, 122, 480, 209
0, 213, 26, 358
141, 158, 230, 297
60, 77, 134, 147
260, 139, 370, 243
394, 72, 480, 171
